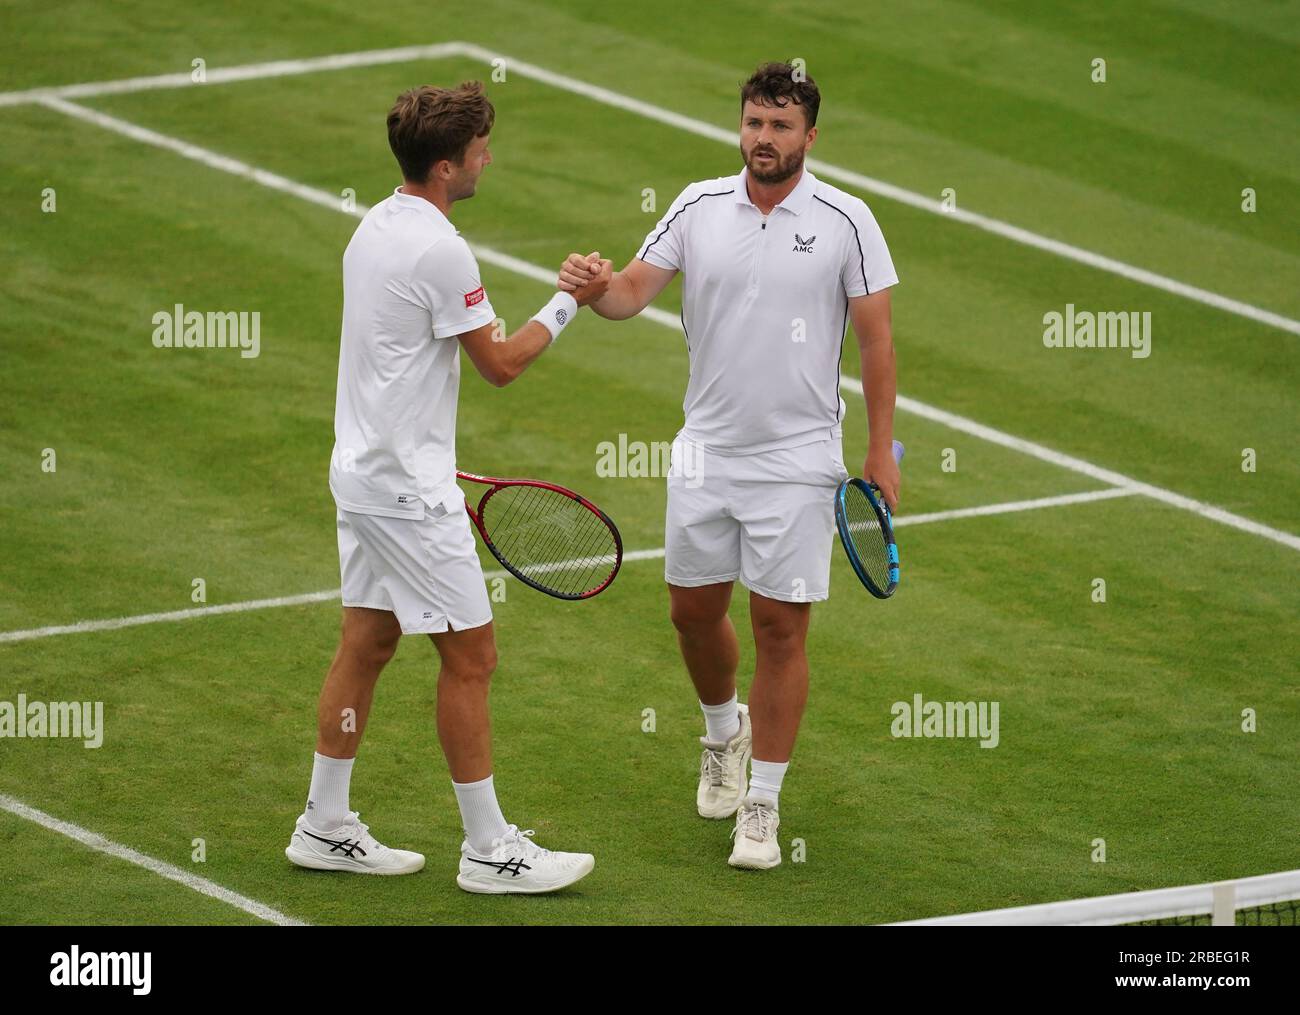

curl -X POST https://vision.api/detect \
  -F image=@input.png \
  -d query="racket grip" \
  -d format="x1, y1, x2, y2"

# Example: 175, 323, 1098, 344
892, 439, 905, 464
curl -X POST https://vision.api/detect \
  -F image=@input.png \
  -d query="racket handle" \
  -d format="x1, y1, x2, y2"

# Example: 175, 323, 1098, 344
892, 439, 905, 464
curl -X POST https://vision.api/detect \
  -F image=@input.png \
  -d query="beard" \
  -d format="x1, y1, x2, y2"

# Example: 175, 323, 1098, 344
449, 165, 483, 202
743, 142, 804, 184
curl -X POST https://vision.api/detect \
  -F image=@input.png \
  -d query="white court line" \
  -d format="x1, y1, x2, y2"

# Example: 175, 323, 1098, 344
0, 43, 463, 106
5, 42, 1297, 336
0, 589, 340, 644
30, 97, 1300, 559
838, 376, 1300, 552
0, 547, 669, 644
27, 96, 1300, 559
894, 486, 1138, 527
1, 492, 1136, 644
0, 793, 307, 926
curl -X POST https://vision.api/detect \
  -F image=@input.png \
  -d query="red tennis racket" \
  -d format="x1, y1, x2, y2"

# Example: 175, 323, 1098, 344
457, 471, 623, 600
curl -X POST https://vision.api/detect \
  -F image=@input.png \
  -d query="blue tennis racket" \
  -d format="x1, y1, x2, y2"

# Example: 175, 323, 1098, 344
834, 440, 904, 599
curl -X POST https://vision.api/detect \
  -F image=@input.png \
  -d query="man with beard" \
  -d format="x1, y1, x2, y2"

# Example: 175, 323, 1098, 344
557, 62, 899, 869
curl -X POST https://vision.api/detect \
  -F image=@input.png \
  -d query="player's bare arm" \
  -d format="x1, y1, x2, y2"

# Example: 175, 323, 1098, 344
458, 266, 612, 386
557, 252, 675, 321
850, 288, 899, 511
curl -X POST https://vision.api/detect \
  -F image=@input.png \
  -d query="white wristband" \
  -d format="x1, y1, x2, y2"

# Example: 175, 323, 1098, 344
530, 291, 579, 343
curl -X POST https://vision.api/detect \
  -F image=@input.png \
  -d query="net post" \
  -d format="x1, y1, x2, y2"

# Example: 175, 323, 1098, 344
1211, 883, 1235, 926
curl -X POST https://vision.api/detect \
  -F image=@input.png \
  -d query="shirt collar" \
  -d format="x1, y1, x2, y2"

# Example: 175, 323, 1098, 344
391, 186, 451, 224
733, 165, 817, 216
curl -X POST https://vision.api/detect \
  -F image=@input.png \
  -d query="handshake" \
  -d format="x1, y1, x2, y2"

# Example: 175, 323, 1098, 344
558, 251, 613, 307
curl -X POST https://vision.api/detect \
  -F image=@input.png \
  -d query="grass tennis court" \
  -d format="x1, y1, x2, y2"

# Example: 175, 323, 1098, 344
1, 0, 1296, 924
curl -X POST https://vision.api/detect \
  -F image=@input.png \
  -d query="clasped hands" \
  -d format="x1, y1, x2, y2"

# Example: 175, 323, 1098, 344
557, 251, 612, 306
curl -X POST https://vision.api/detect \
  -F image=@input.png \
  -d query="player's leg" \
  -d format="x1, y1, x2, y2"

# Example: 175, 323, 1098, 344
300, 606, 401, 832
286, 510, 425, 874
315, 605, 402, 760
728, 439, 847, 869
665, 440, 753, 818
669, 581, 755, 819
669, 581, 739, 712
433, 620, 595, 894
379, 500, 592, 896
747, 591, 812, 771
669, 582, 753, 818
728, 593, 811, 870
429, 619, 503, 840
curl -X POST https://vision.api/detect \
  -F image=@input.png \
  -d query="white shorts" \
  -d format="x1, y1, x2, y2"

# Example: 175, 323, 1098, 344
337, 495, 492, 635
664, 437, 849, 603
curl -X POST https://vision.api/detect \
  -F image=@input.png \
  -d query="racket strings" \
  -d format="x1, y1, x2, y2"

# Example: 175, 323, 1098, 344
508, 500, 614, 589
842, 485, 895, 592
479, 485, 618, 597
511, 487, 608, 571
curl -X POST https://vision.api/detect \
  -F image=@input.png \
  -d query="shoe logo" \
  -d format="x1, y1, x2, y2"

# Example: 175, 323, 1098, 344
306, 800, 314, 810
466, 856, 532, 877
301, 828, 367, 858
793, 233, 816, 253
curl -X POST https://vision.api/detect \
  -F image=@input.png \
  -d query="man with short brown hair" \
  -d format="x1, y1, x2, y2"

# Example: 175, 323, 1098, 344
286, 82, 611, 894
559, 62, 899, 870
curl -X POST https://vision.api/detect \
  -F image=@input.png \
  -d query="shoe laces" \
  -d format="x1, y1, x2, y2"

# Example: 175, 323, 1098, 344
495, 825, 550, 859
700, 747, 730, 788
344, 811, 384, 855
731, 803, 775, 843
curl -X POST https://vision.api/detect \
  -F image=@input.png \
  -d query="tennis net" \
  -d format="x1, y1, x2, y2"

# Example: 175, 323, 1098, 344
892, 869, 1300, 926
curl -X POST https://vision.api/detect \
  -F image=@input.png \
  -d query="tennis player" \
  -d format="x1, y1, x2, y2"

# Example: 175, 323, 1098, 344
286, 82, 610, 893
558, 62, 899, 869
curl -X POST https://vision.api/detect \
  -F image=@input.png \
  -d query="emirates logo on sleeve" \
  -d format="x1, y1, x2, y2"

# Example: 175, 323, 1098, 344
464, 286, 486, 307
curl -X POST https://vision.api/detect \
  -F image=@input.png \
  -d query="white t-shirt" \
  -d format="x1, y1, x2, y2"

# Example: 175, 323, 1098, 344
329, 188, 496, 519
638, 167, 897, 455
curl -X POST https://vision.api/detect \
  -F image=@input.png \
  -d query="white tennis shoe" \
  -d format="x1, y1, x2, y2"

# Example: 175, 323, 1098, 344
728, 798, 781, 870
697, 701, 751, 819
457, 825, 595, 894
285, 811, 425, 875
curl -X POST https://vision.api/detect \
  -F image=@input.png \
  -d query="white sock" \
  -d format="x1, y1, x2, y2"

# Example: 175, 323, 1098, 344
700, 693, 740, 743
306, 752, 354, 829
748, 759, 788, 808
453, 774, 510, 854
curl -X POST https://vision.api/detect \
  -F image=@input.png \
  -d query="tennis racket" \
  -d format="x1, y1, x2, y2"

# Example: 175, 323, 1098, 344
457, 471, 623, 600
834, 440, 904, 599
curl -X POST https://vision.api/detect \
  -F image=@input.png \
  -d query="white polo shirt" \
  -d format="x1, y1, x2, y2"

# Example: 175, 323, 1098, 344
329, 188, 496, 519
638, 167, 897, 455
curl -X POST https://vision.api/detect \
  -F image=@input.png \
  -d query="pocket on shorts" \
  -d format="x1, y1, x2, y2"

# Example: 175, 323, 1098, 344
828, 441, 850, 484
800, 439, 849, 488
